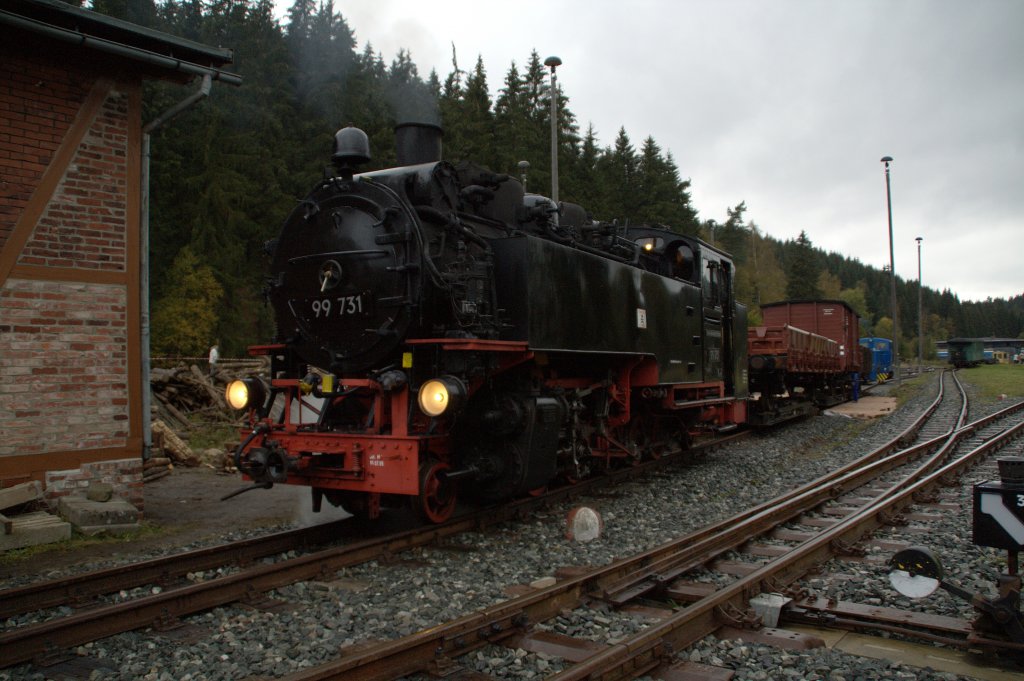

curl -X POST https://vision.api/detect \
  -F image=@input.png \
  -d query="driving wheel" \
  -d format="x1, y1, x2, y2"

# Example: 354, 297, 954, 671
414, 459, 457, 523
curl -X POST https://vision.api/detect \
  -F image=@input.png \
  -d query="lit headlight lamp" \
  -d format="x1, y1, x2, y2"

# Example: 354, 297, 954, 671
417, 376, 466, 417
226, 377, 267, 411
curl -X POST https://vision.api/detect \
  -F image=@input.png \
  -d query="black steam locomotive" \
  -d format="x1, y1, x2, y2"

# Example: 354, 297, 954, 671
228, 123, 748, 522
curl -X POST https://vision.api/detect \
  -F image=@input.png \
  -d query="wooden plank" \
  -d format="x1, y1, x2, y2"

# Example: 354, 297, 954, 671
9, 264, 126, 285
660, 661, 735, 680
502, 630, 608, 663
0, 447, 136, 480
0, 511, 71, 550
0, 480, 43, 511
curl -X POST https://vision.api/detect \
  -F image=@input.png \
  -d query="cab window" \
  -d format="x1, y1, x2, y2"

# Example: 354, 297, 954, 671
635, 236, 663, 253
671, 243, 695, 281
703, 260, 721, 307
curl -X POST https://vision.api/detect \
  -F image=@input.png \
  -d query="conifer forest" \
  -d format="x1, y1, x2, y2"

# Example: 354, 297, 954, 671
85, 1, 1024, 358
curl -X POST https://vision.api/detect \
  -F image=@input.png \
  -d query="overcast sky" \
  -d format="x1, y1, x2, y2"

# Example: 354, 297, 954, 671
283, 0, 1022, 303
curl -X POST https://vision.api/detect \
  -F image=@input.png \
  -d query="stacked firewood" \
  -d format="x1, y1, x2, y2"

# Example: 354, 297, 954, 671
143, 455, 173, 483
151, 419, 200, 467
152, 365, 228, 430
147, 359, 267, 476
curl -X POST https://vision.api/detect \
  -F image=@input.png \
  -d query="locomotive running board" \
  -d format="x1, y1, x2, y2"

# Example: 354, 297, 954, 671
671, 396, 735, 409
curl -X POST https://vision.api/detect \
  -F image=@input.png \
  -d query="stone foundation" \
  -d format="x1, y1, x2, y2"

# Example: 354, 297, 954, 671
44, 458, 144, 513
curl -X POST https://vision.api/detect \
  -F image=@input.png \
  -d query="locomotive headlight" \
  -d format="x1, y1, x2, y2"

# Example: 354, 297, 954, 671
226, 378, 266, 411
417, 376, 465, 417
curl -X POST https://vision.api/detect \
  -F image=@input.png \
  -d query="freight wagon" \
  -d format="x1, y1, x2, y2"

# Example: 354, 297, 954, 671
947, 338, 985, 368
746, 300, 862, 425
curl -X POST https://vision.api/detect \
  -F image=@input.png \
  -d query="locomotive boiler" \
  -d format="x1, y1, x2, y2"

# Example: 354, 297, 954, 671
228, 123, 748, 522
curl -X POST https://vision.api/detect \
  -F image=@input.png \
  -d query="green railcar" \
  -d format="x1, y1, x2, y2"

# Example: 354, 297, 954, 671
947, 338, 985, 368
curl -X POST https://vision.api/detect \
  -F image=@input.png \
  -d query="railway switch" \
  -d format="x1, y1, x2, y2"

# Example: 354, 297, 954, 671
888, 546, 1024, 644
887, 458, 1024, 645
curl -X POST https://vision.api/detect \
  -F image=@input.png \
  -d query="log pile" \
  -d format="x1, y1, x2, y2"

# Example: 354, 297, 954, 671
151, 365, 232, 431
151, 420, 199, 467
143, 456, 173, 483
147, 359, 266, 477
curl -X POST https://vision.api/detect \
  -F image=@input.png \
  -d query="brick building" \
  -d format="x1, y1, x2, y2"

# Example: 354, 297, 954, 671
0, 0, 237, 509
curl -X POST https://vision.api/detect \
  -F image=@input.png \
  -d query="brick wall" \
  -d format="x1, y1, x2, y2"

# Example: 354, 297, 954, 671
17, 92, 129, 270
0, 50, 140, 485
0, 279, 129, 456
45, 458, 144, 512
0, 56, 90, 251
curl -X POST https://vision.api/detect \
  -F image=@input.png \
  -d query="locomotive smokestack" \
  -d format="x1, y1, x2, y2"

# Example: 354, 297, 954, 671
395, 122, 443, 165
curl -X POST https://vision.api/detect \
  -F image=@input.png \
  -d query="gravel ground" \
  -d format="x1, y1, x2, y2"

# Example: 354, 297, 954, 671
0, 467, 344, 589
3, 372, 1020, 681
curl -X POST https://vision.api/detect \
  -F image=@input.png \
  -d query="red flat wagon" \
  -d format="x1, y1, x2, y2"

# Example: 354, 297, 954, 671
758, 300, 862, 374
747, 300, 863, 425
748, 324, 841, 374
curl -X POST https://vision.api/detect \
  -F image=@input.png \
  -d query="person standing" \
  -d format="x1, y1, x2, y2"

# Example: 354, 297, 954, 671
208, 342, 220, 377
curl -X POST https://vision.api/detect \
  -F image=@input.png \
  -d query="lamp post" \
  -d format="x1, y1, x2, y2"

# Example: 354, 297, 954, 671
544, 55, 561, 204
881, 156, 900, 384
916, 236, 923, 373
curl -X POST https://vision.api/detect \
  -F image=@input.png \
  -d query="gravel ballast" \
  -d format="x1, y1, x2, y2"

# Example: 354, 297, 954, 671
3, 372, 1019, 681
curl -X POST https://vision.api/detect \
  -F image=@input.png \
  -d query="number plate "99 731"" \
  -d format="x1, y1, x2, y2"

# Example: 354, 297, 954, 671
302, 293, 369, 319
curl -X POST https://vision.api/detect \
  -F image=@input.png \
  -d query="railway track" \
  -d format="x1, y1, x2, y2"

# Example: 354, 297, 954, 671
0, 427, 749, 668
263, 371, 1024, 680
5, 371, 1021, 679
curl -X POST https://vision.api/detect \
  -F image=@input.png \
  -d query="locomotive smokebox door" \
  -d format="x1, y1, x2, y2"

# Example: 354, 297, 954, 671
973, 457, 1024, 551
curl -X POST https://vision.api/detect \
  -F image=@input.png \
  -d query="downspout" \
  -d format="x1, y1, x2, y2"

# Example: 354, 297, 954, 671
140, 74, 212, 459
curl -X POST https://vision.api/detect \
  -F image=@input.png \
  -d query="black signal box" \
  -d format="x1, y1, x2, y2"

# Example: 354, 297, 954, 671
973, 457, 1024, 551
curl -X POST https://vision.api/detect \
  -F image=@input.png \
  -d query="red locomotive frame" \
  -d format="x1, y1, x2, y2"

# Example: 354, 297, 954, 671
237, 338, 746, 522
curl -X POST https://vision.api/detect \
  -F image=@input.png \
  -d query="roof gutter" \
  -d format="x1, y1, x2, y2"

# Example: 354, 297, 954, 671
0, 9, 242, 85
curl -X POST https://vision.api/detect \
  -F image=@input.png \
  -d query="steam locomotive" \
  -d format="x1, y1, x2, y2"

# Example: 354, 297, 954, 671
228, 123, 858, 523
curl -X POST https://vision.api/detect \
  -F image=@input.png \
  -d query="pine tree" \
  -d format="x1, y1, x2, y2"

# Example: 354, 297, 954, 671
635, 137, 698, 233
341, 44, 394, 169
714, 202, 749, 262
595, 127, 639, 222
89, 0, 158, 25
662, 151, 700, 235
459, 57, 496, 167
388, 49, 437, 128
784, 231, 823, 299
288, 5, 344, 117
494, 62, 532, 181
749, 226, 787, 307
438, 46, 467, 161
569, 123, 601, 210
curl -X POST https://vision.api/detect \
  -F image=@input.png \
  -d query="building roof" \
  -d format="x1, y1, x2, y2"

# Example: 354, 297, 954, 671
939, 337, 1023, 346
759, 299, 858, 315
0, 0, 240, 84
